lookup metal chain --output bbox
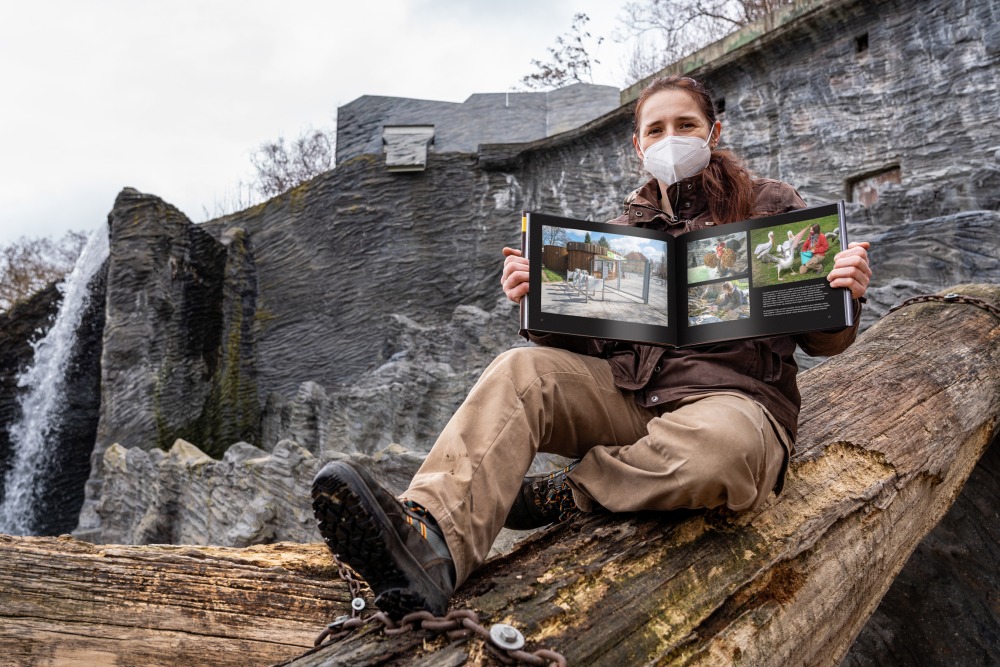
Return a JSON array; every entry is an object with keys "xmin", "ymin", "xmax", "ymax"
[
  {"xmin": 314, "ymin": 555, "xmax": 567, "ymax": 666},
  {"xmin": 313, "ymin": 555, "xmax": 369, "ymax": 645},
  {"xmin": 888, "ymin": 292, "xmax": 1000, "ymax": 320}
]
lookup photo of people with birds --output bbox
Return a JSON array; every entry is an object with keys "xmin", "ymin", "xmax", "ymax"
[{"xmin": 749, "ymin": 213, "xmax": 842, "ymax": 286}]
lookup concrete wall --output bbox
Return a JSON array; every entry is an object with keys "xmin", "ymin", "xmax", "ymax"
[{"xmin": 335, "ymin": 84, "xmax": 620, "ymax": 164}]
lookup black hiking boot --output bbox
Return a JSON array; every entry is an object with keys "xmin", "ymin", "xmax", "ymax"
[
  {"xmin": 311, "ymin": 461, "xmax": 455, "ymax": 619},
  {"xmin": 503, "ymin": 462, "xmax": 580, "ymax": 531}
]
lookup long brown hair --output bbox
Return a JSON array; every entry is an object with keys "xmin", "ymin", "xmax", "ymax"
[{"xmin": 633, "ymin": 75, "xmax": 755, "ymax": 224}]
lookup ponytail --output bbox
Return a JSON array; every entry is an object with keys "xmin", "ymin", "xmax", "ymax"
[{"xmin": 701, "ymin": 149, "xmax": 755, "ymax": 224}]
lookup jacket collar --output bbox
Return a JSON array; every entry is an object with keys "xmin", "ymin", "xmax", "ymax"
[{"xmin": 623, "ymin": 177, "xmax": 710, "ymax": 230}]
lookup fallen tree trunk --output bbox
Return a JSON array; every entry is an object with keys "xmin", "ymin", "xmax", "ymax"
[
  {"xmin": 0, "ymin": 539, "xmax": 347, "ymax": 666},
  {"xmin": 2, "ymin": 284, "xmax": 998, "ymax": 666}
]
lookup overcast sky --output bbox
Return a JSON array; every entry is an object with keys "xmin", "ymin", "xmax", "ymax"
[{"xmin": 0, "ymin": 1, "xmax": 639, "ymax": 247}]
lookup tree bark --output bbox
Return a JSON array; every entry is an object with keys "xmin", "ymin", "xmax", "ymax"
[{"xmin": 2, "ymin": 284, "xmax": 998, "ymax": 667}]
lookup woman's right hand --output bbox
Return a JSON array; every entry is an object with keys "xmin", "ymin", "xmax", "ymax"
[{"xmin": 501, "ymin": 247, "xmax": 530, "ymax": 303}]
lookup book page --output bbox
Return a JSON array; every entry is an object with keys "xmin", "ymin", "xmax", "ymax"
[
  {"xmin": 679, "ymin": 203, "xmax": 852, "ymax": 346},
  {"xmin": 523, "ymin": 213, "xmax": 679, "ymax": 346}
]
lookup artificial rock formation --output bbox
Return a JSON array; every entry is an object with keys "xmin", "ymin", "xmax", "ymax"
[
  {"xmin": 0, "ymin": 264, "xmax": 107, "ymax": 536},
  {"xmin": 94, "ymin": 188, "xmax": 257, "ymax": 457},
  {"xmin": 74, "ymin": 190, "xmax": 261, "ymax": 542},
  {"xmin": 260, "ymin": 298, "xmax": 526, "ymax": 456},
  {"xmin": 78, "ymin": 297, "xmax": 529, "ymax": 546},
  {"xmin": 87, "ymin": 438, "xmax": 422, "ymax": 547}
]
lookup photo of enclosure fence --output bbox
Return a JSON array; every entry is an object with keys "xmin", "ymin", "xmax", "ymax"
[{"xmin": 539, "ymin": 226, "xmax": 671, "ymax": 327}]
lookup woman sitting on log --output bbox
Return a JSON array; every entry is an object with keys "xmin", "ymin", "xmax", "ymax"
[{"xmin": 311, "ymin": 75, "xmax": 873, "ymax": 620}]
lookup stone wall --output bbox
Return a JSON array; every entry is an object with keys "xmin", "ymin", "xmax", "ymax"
[{"xmin": 695, "ymin": 0, "xmax": 1000, "ymax": 216}]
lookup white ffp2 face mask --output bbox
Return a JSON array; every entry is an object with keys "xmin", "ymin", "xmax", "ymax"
[{"xmin": 641, "ymin": 132, "xmax": 713, "ymax": 185}]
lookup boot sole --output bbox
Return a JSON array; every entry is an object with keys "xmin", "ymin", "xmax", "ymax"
[{"xmin": 311, "ymin": 462, "xmax": 449, "ymax": 619}]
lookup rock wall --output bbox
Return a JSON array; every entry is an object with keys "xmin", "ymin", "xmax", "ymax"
[
  {"xmin": 36, "ymin": 264, "xmax": 107, "ymax": 535},
  {"xmin": 260, "ymin": 298, "xmax": 526, "ymax": 456},
  {"xmin": 94, "ymin": 188, "xmax": 257, "ymax": 457},
  {"xmin": 74, "ymin": 190, "xmax": 261, "ymax": 541},
  {"xmin": 81, "ymin": 297, "xmax": 530, "ymax": 549},
  {"xmin": 201, "ymin": 153, "xmax": 531, "ymax": 397}
]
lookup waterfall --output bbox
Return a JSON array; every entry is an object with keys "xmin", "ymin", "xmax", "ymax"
[{"xmin": 0, "ymin": 224, "xmax": 109, "ymax": 535}]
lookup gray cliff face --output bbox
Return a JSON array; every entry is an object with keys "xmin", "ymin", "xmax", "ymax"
[
  {"xmin": 852, "ymin": 210, "xmax": 1000, "ymax": 326},
  {"xmin": 83, "ymin": 297, "xmax": 528, "ymax": 547},
  {"xmin": 75, "ymin": 190, "xmax": 260, "ymax": 541},
  {"xmin": 94, "ymin": 188, "xmax": 259, "ymax": 457},
  {"xmin": 202, "ymin": 153, "xmax": 529, "ymax": 397},
  {"xmin": 260, "ymin": 298, "xmax": 526, "ymax": 456}
]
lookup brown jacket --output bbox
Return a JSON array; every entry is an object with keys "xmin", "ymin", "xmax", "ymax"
[{"xmin": 523, "ymin": 176, "xmax": 862, "ymax": 441}]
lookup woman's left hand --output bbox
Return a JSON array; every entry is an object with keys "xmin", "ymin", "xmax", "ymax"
[{"xmin": 827, "ymin": 241, "xmax": 872, "ymax": 300}]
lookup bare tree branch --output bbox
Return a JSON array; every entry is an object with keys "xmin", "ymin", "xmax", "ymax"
[
  {"xmin": 616, "ymin": 0, "xmax": 796, "ymax": 82},
  {"xmin": 250, "ymin": 128, "xmax": 334, "ymax": 200},
  {"xmin": 521, "ymin": 13, "xmax": 604, "ymax": 90},
  {"xmin": 0, "ymin": 231, "xmax": 88, "ymax": 312}
]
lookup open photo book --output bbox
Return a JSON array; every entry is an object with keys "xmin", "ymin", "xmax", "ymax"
[{"xmin": 519, "ymin": 202, "xmax": 854, "ymax": 347}]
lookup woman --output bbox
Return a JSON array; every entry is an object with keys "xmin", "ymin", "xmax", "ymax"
[
  {"xmin": 799, "ymin": 223, "xmax": 830, "ymax": 273},
  {"xmin": 311, "ymin": 75, "xmax": 872, "ymax": 620}
]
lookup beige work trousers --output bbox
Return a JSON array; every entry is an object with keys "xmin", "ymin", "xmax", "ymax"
[{"xmin": 404, "ymin": 346, "xmax": 790, "ymax": 586}]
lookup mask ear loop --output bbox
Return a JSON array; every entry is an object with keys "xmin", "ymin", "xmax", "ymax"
[{"xmin": 707, "ymin": 122, "xmax": 719, "ymax": 149}]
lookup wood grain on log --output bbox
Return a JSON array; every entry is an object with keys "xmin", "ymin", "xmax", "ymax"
[
  {"xmin": 0, "ymin": 539, "xmax": 345, "ymax": 666},
  {"xmin": 2, "ymin": 284, "xmax": 998, "ymax": 666}
]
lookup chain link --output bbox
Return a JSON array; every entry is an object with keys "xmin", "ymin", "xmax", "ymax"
[
  {"xmin": 315, "ymin": 555, "xmax": 567, "ymax": 666},
  {"xmin": 888, "ymin": 292, "xmax": 1000, "ymax": 320},
  {"xmin": 336, "ymin": 558, "xmax": 364, "ymax": 610}
]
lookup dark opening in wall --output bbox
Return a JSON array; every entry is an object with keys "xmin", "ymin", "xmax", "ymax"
[
  {"xmin": 847, "ymin": 165, "xmax": 901, "ymax": 206},
  {"xmin": 716, "ymin": 97, "xmax": 726, "ymax": 115},
  {"xmin": 855, "ymin": 32, "xmax": 869, "ymax": 54}
]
